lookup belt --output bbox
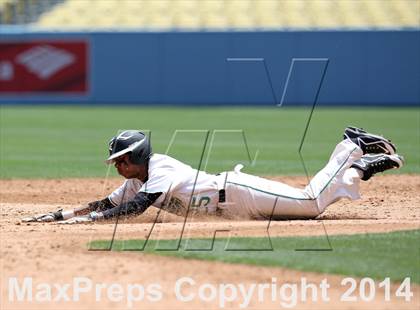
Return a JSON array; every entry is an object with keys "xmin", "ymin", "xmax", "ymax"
[{"xmin": 218, "ymin": 189, "xmax": 226, "ymax": 203}]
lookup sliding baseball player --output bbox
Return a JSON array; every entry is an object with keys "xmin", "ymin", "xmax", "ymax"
[{"xmin": 23, "ymin": 126, "xmax": 404, "ymax": 223}]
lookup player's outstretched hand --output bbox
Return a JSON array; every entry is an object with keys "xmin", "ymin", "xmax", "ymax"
[{"xmin": 22, "ymin": 211, "xmax": 61, "ymax": 223}]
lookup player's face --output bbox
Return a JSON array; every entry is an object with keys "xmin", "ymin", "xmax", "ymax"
[{"xmin": 114, "ymin": 154, "xmax": 145, "ymax": 180}]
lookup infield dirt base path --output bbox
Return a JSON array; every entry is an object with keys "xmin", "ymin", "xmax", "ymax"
[{"xmin": 1, "ymin": 175, "xmax": 419, "ymax": 309}]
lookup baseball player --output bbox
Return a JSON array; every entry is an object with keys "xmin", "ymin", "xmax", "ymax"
[{"xmin": 23, "ymin": 126, "xmax": 404, "ymax": 223}]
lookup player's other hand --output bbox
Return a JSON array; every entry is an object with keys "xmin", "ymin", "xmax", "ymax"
[
  {"xmin": 56, "ymin": 211, "xmax": 103, "ymax": 224},
  {"xmin": 57, "ymin": 215, "xmax": 92, "ymax": 224}
]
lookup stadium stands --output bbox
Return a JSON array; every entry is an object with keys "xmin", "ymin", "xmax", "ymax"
[
  {"xmin": 0, "ymin": 0, "xmax": 63, "ymax": 24},
  {"xmin": 1, "ymin": 0, "xmax": 419, "ymax": 29}
]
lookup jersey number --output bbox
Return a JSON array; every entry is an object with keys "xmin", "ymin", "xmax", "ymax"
[{"xmin": 191, "ymin": 196, "xmax": 210, "ymax": 208}]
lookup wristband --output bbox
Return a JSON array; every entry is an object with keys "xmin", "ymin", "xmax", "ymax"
[
  {"xmin": 62, "ymin": 210, "xmax": 75, "ymax": 220},
  {"xmin": 89, "ymin": 211, "xmax": 104, "ymax": 221},
  {"xmin": 53, "ymin": 210, "xmax": 64, "ymax": 221}
]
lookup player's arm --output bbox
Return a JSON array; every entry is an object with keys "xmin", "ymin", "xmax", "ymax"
[
  {"xmin": 21, "ymin": 198, "xmax": 115, "ymax": 223},
  {"xmin": 54, "ymin": 198, "xmax": 116, "ymax": 219},
  {"xmin": 89, "ymin": 192, "xmax": 162, "ymax": 221},
  {"xmin": 74, "ymin": 198, "xmax": 115, "ymax": 215}
]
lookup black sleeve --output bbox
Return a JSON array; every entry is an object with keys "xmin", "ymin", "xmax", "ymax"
[
  {"xmin": 101, "ymin": 192, "xmax": 162, "ymax": 219},
  {"xmin": 71, "ymin": 198, "xmax": 115, "ymax": 217},
  {"xmin": 88, "ymin": 198, "xmax": 115, "ymax": 212}
]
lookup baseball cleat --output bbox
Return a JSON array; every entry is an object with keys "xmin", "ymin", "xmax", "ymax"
[
  {"xmin": 351, "ymin": 154, "xmax": 404, "ymax": 181},
  {"xmin": 344, "ymin": 126, "xmax": 396, "ymax": 155}
]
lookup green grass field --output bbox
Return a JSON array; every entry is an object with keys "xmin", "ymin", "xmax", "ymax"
[
  {"xmin": 90, "ymin": 230, "xmax": 420, "ymax": 283},
  {"xmin": 0, "ymin": 106, "xmax": 419, "ymax": 178}
]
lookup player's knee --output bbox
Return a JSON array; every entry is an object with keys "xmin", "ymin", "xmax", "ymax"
[{"xmin": 302, "ymin": 201, "xmax": 324, "ymax": 218}]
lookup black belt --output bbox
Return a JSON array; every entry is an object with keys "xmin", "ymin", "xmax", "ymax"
[{"xmin": 218, "ymin": 189, "xmax": 226, "ymax": 203}]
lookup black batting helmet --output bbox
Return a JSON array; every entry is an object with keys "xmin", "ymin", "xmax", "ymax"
[{"xmin": 106, "ymin": 130, "xmax": 152, "ymax": 165}]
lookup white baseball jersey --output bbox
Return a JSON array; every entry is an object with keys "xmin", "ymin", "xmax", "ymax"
[
  {"xmin": 108, "ymin": 154, "xmax": 224, "ymax": 216},
  {"xmin": 108, "ymin": 139, "xmax": 363, "ymax": 219}
]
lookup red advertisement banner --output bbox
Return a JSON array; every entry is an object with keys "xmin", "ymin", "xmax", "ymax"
[{"xmin": 0, "ymin": 41, "xmax": 88, "ymax": 93}]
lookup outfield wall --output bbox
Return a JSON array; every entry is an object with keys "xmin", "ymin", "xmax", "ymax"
[{"xmin": 0, "ymin": 29, "xmax": 419, "ymax": 106}]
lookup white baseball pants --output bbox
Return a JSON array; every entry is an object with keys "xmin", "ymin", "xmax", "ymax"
[{"xmin": 218, "ymin": 139, "xmax": 363, "ymax": 219}]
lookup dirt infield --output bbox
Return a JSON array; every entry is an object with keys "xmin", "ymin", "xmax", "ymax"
[{"xmin": 1, "ymin": 175, "xmax": 419, "ymax": 309}]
